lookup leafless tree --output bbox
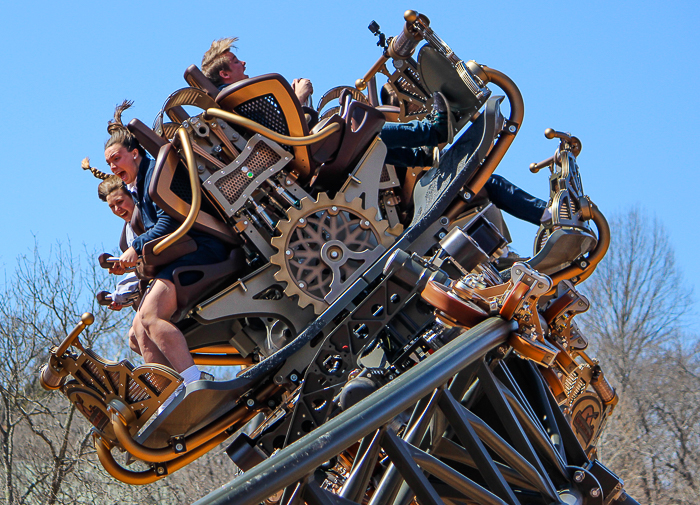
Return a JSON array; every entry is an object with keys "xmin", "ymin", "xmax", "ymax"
[
  {"xmin": 0, "ymin": 241, "xmax": 133, "ymax": 504},
  {"xmin": 582, "ymin": 207, "xmax": 693, "ymax": 391},
  {"xmin": 0, "ymin": 241, "xmax": 243, "ymax": 504},
  {"xmin": 581, "ymin": 208, "xmax": 699, "ymax": 504}
]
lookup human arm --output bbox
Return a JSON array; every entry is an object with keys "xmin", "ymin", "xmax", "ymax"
[
  {"xmin": 129, "ymin": 207, "xmax": 179, "ymax": 255},
  {"xmin": 291, "ymin": 78, "xmax": 313, "ymax": 106}
]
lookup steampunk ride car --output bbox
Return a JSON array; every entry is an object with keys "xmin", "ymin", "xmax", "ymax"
[{"xmin": 40, "ymin": 10, "xmax": 638, "ymax": 505}]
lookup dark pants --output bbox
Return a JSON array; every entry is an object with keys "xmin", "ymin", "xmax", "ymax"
[
  {"xmin": 382, "ymin": 119, "xmax": 442, "ymax": 167},
  {"xmin": 381, "ymin": 121, "xmax": 547, "ymax": 225},
  {"xmin": 483, "ymin": 174, "xmax": 547, "ymax": 226}
]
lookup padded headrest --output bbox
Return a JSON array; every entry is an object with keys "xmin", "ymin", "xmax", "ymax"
[
  {"xmin": 184, "ymin": 64, "xmax": 220, "ymax": 98},
  {"xmin": 127, "ymin": 119, "xmax": 167, "ymax": 159}
]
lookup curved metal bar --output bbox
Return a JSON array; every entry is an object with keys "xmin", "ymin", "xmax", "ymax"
[
  {"xmin": 95, "ymin": 431, "xmax": 232, "ymax": 485},
  {"xmin": 191, "ymin": 354, "xmax": 255, "ymax": 366},
  {"xmin": 204, "ymin": 108, "xmax": 341, "ymax": 147},
  {"xmin": 94, "ymin": 436, "xmax": 162, "ymax": 485},
  {"xmin": 55, "ymin": 313, "xmax": 94, "ymax": 356},
  {"xmin": 111, "ymin": 400, "xmax": 253, "ymax": 463},
  {"xmin": 466, "ymin": 67, "xmax": 525, "ymax": 196},
  {"xmin": 548, "ymin": 201, "xmax": 610, "ymax": 287},
  {"xmin": 153, "ymin": 128, "xmax": 202, "ymax": 256},
  {"xmin": 110, "ymin": 383, "xmax": 276, "ymax": 463}
]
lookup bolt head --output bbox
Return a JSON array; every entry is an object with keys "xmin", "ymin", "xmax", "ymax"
[
  {"xmin": 590, "ymin": 488, "xmax": 601, "ymax": 498},
  {"xmin": 574, "ymin": 470, "xmax": 585, "ymax": 483},
  {"xmin": 331, "ymin": 206, "xmax": 338, "ymax": 211},
  {"xmin": 175, "ymin": 443, "xmax": 184, "ymax": 451},
  {"xmin": 438, "ymin": 232, "xmax": 446, "ymax": 239},
  {"xmin": 246, "ymin": 399, "xmax": 255, "ymax": 407},
  {"xmin": 508, "ymin": 125, "xmax": 517, "ymax": 133},
  {"xmin": 290, "ymin": 374, "xmax": 299, "ymax": 382},
  {"xmin": 285, "ymin": 249, "xmax": 292, "ymax": 256}
]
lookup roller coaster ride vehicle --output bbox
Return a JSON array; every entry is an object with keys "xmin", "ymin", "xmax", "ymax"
[{"xmin": 40, "ymin": 9, "xmax": 638, "ymax": 504}]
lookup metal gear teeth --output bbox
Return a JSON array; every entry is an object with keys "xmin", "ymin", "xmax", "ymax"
[{"xmin": 270, "ymin": 194, "xmax": 395, "ymax": 314}]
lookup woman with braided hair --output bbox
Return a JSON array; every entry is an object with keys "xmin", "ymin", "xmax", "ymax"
[
  {"xmin": 100, "ymin": 100, "xmax": 225, "ymax": 402},
  {"xmin": 81, "ymin": 165, "xmax": 143, "ymax": 354}
]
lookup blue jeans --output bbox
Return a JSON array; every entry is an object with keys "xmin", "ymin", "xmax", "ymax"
[
  {"xmin": 381, "ymin": 121, "xmax": 546, "ymax": 225},
  {"xmin": 382, "ymin": 120, "xmax": 444, "ymax": 167},
  {"xmin": 483, "ymin": 174, "xmax": 547, "ymax": 226}
]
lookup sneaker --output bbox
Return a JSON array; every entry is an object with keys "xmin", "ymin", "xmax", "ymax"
[{"xmin": 431, "ymin": 92, "xmax": 454, "ymax": 145}]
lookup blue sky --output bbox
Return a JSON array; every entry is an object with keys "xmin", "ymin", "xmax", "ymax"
[{"xmin": 1, "ymin": 1, "xmax": 698, "ymax": 329}]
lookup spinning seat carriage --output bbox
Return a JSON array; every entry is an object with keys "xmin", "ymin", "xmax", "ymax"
[{"xmin": 40, "ymin": 10, "xmax": 638, "ymax": 505}]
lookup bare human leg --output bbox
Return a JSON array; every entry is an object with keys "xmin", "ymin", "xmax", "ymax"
[
  {"xmin": 132, "ymin": 311, "xmax": 172, "ymax": 368},
  {"xmin": 137, "ymin": 279, "xmax": 195, "ymax": 373}
]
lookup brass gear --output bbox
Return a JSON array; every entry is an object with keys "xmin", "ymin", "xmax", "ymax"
[{"xmin": 271, "ymin": 193, "xmax": 397, "ymax": 314}]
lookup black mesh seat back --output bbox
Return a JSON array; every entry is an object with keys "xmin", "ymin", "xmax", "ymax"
[
  {"xmin": 149, "ymin": 143, "xmax": 240, "ymax": 246},
  {"xmin": 216, "ymin": 74, "xmax": 314, "ymax": 180}
]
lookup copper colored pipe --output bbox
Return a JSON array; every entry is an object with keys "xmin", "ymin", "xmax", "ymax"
[
  {"xmin": 153, "ymin": 128, "xmax": 201, "ymax": 256},
  {"xmin": 190, "ymin": 344, "xmax": 241, "ymax": 354},
  {"xmin": 111, "ymin": 384, "xmax": 277, "ymax": 463},
  {"xmin": 94, "ymin": 436, "xmax": 161, "ymax": 485},
  {"xmin": 547, "ymin": 202, "xmax": 610, "ymax": 289},
  {"xmin": 444, "ymin": 199, "xmax": 470, "ymax": 222},
  {"xmin": 55, "ymin": 313, "xmax": 94, "ymax": 357},
  {"xmin": 95, "ymin": 430, "xmax": 233, "ymax": 485},
  {"xmin": 356, "ymin": 54, "xmax": 390, "ymax": 92},
  {"xmin": 192, "ymin": 354, "xmax": 255, "ymax": 366},
  {"xmin": 466, "ymin": 67, "xmax": 524, "ymax": 196},
  {"xmin": 205, "ymin": 108, "xmax": 341, "ymax": 146}
]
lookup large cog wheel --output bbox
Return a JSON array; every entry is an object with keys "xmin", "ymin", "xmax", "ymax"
[{"xmin": 271, "ymin": 194, "xmax": 395, "ymax": 314}]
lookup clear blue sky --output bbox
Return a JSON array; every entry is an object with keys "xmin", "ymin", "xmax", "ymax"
[{"xmin": 1, "ymin": 1, "xmax": 698, "ymax": 328}]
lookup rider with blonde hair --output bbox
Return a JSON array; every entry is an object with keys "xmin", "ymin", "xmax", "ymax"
[{"xmin": 101, "ymin": 100, "xmax": 226, "ymax": 389}]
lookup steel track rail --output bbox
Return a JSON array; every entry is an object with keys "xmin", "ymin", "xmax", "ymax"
[{"xmin": 195, "ymin": 317, "xmax": 515, "ymax": 505}]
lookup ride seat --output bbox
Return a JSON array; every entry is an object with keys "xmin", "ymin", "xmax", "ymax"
[
  {"xmin": 128, "ymin": 118, "xmax": 168, "ymax": 159},
  {"xmin": 216, "ymin": 74, "xmax": 342, "ymax": 181},
  {"xmin": 123, "ymin": 120, "xmax": 248, "ymax": 313},
  {"xmin": 310, "ymin": 90, "xmax": 386, "ymax": 189},
  {"xmin": 170, "ymin": 248, "xmax": 246, "ymax": 322}
]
